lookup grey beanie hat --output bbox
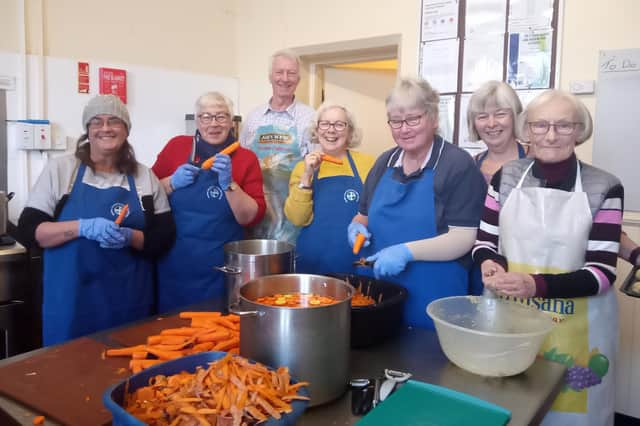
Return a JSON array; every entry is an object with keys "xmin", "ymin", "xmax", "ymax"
[{"xmin": 82, "ymin": 94, "xmax": 131, "ymax": 132}]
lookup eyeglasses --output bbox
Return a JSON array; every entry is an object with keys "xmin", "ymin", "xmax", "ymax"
[
  {"xmin": 475, "ymin": 110, "xmax": 511, "ymax": 123},
  {"xmin": 528, "ymin": 121, "xmax": 580, "ymax": 135},
  {"xmin": 387, "ymin": 114, "xmax": 425, "ymax": 129},
  {"xmin": 88, "ymin": 117, "xmax": 125, "ymax": 129},
  {"xmin": 317, "ymin": 120, "xmax": 348, "ymax": 132},
  {"xmin": 198, "ymin": 113, "xmax": 230, "ymax": 125}
]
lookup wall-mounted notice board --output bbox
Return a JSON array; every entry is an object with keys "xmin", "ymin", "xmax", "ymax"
[
  {"xmin": 592, "ymin": 48, "xmax": 640, "ymax": 212},
  {"xmin": 419, "ymin": 0, "xmax": 560, "ymax": 154}
]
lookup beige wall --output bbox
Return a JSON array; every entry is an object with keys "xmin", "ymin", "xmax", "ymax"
[
  {"xmin": 1, "ymin": 0, "xmax": 237, "ymax": 76},
  {"xmin": 560, "ymin": 0, "xmax": 640, "ymax": 164},
  {"xmin": 324, "ymin": 67, "xmax": 397, "ymax": 157},
  {"xmin": 0, "ymin": 0, "xmax": 21, "ymax": 52}
]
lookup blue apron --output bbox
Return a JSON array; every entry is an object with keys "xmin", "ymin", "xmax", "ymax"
[
  {"xmin": 156, "ymin": 160, "xmax": 243, "ymax": 313},
  {"xmin": 296, "ymin": 151, "xmax": 363, "ymax": 275},
  {"xmin": 362, "ymin": 166, "xmax": 468, "ymax": 329},
  {"xmin": 42, "ymin": 164, "xmax": 153, "ymax": 346}
]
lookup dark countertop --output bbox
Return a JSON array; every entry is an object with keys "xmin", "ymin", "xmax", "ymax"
[{"xmin": 0, "ymin": 300, "xmax": 565, "ymax": 425}]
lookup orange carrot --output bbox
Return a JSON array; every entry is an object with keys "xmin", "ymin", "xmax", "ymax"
[
  {"xmin": 179, "ymin": 311, "xmax": 223, "ymax": 319},
  {"xmin": 201, "ymin": 141, "xmax": 241, "ymax": 170},
  {"xmin": 114, "ymin": 204, "xmax": 129, "ymax": 225},
  {"xmin": 321, "ymin": 154, "xmax": 343, "ymax": 165},
  {"xmin": 33, "ymin": 415, "xmax": 45, "ymax": 425},
  {"xmin": 353, "ymin": 233, "xmax": 367, "ymax": 255},
  {"xmin": 105, "ymin": 345, "xmax": 147, "ymax": 357}
]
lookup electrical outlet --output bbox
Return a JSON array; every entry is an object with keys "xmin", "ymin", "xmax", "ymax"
[{"xmin": 569, "ymin": 80, "xmax": 595, "ymax": 94}]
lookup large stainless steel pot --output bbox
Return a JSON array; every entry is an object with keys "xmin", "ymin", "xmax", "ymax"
[
  {"xmin": 232, "ymin": 274, "xmax": 352, "ymax": 406},
  {"xmin": 217, "ymin": 239, "xmax": 294, "ymax": 309}
]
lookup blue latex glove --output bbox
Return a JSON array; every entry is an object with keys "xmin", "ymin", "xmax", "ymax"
[
  {"xmin": 171, "ymin": 163, "xmax": 200, "ymax": 190},
  {"xmin": 78, "ymin": 217, "xmax": 125, "ymax": 246},
  {"xmin": 366, "ymin": 244, "xmax": 413, "ymax": 279},
  {"xmin": 347, "ymin": 222, "xmax": 371, "ymax": 248},
  {"xmin": 211, "ymin": 153, "xmax": 232, "ymax": 191},
  {"xmin": 100, "ymin": 227, "xmax": 133, "ymax": 249}
]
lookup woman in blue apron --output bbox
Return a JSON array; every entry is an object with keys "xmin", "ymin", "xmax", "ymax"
[
  {"xmin": 466, "ymin": 81, "xmax": 528, "ymax": 295},
  {"xmin": 472, "ymin": 90, "xmax": 623, "ymax": 425},
  {"xmin": 285, "ymin": 102, "xmax": 374, "ymax": 275},
  {"xmin": 347, "ymin": 78, "xmax": 486, "ymax": 329},
  {"xmin": 152, "ymin": 92, "xmax": 265, "ymax": 313},
  {"xmin": 18, "ymin": 95, "xmax": 175, "ymax": 345}
]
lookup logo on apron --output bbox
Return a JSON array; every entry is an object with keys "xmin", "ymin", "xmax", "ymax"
[
  {"xmin": 343, "ymin": 189, "xmax": 360, "ymax": 203},
  {"xmin": 110, "ymin": 203, "xmax": 129, "ymax": 220},
  {"xmin": 258, "ymin": 133, "xmax": 293, "ymax": 144},
  {"xmin": 206, "ymin": 186, "xmax": 224, "ymax": 200}
]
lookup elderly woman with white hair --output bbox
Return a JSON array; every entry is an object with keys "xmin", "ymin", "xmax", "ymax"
[
  {"xmin": 18, "ymin": 94, "xmax": 175, "ymax": 345},
  {"xmin": 347, "ymin": 77, "xmax": 486, "ymax": 328},
  {"xmin": 284, "ymin": 101, "xmax": 374, "ymax": 274},
  {"xmin": 152, "ymin": 91, "xmax": 265, "ymax": 313},
  {"xmin": 472, "ymin": 89, "xmax": 623, "ymax": 425}
]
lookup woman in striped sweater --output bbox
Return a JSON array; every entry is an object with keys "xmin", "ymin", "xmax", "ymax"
[{"xmin": 472, "ymin": 89, "xmax": 622, "ymax": 426}]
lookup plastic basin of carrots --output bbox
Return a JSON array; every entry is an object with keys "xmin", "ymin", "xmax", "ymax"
[{"xmin": 103, "ymin": 351, "xmax": 310, "ymax": 426}]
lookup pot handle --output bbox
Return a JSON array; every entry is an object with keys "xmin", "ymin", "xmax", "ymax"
[
  {"xmin": 215, "ymin": 265, "xmax": 242, "ymax": 274},
  {"xmin": 228, "ymin": 304, "xmax": 263, "ymax": 317}
]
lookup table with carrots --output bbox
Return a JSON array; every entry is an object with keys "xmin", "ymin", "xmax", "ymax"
[{"xmin": 0, "ymin": 297, "xmax": 566, "ymax": 426}]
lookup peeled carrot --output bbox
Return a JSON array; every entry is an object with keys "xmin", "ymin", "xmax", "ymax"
[
  {"xmin": 321, "ymin": 154, "xmax": 343, "ymax": 165},
  {"xmin": 114, "ymin": 204, "xmax": 129, "ymax": 225},
  {"xmin": 105, "ymin": 345, "xmax": 146, "ymax": 357},
  {"xmin": 201, "ymin": 141, "xmax": 241, "ymax": 170},
  {"xmin": 353, "ymin": 233, "xmax": 367, "ymax": 255}
]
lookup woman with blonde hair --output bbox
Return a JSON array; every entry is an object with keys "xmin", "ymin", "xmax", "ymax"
[{"xmin": 285, "ymin": 101, "xmax": 374, "ymax": 274}]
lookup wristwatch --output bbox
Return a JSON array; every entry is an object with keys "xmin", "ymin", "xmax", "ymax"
[
  {"xmin": 225, "ymin": 181, "xmax": 239, "ymax": 192},
  {"xmin": 298, "ymin": 182, "xmax": 312, "ymax": 190}
]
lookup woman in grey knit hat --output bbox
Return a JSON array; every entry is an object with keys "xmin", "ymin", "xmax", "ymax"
[{"xmin": 18, "ymin": 94, "xmax": 176, "ymax": 346}]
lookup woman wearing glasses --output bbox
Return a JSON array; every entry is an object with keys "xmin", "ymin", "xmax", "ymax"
[
  {"xmin": 284, "ymin": 102, "xmax": 374, "ymax": 274},
  {"xmin": 472, "ymin": 89, "xmax": 622, "ymax": 425},
  {"xmin": 18, "ymin": 95, "xmax": 175, "ymax": 345},
  {"xmin": 152, "ymin": 92, "xmax": 265, "ymax": 313},
  {"xmin": 347, "ymin": 77, "xmax": 486, "ymax": 328}
]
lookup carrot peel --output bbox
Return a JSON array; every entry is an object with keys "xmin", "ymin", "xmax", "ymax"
[{"xmin": 201, "ymin": 141, "xmax": 241, "ymax": 170}]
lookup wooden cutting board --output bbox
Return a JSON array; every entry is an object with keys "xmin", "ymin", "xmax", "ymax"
[{"xmin": 0, "ymin": 337, "xmax": 129, "ymax": 425}]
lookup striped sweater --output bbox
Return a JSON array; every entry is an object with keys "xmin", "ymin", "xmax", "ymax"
[{"xmin": 472, "ymin": 155, "xmax": 624, "ymax": 298}]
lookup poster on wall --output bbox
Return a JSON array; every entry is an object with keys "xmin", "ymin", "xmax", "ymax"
[
  {"xmin": 99, "ymin": 67, "xmax": 127, "ymax": 103},
  {"xmin": 507, "ymin": 30, "xmax": 552, "ymax": 89},
  {"xmin": 78, "ymin": 62, "xmax": 89, "ymax": 93},
  {"xmin": 421, "ymin": 0, "xmax": 459, "ymax": 41},
  {"xmin": 421, "ymin": 38, "xmax": 459, "ymax": 93}
]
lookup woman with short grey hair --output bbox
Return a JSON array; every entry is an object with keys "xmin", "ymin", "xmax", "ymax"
[
  {"xmin": 473, "ymin": 89, "xmax": 623, "ymax": 425},
  {"xmin": 347, "ymin": 77, "xmax": 486, "ymax": 329},
  {"xmin": 151, "ymin": 91, "xmax": 265, "ymax": 313}
]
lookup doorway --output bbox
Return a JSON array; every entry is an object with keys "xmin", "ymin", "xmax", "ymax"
[{"xmin": 293, "ymin": 36, "xmax": 399, "ymax": 157}]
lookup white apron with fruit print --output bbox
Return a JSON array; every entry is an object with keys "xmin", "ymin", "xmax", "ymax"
[{"xmin": 499, "ymin": 161, "xmax": 617, "ymax": 426}]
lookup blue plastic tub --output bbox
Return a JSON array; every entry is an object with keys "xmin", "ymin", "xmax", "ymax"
[{"xmin": 103, "ymin": 351, "xmax": 309, "ymax": 426}]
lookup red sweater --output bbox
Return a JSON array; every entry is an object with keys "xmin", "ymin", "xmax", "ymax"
[{"xmin": 151, "ymin": 135, "xmax": 266, "ymax": 226}]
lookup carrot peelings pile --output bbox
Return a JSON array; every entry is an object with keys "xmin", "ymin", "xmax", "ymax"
[
  {"xmin": 105, "ymin": 312, "xmax": 240, "ymax": 373},
  {"xmin": 124, "ymin": 353, "xmax": 310, "ymax": 425}
]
